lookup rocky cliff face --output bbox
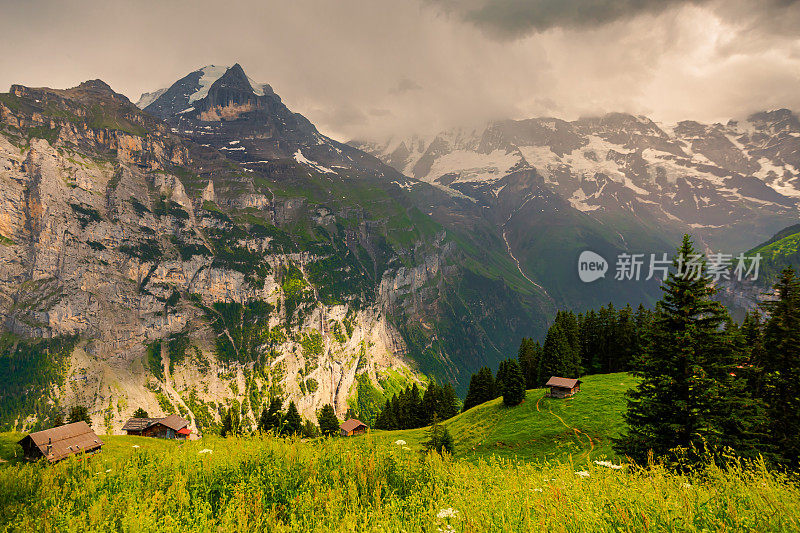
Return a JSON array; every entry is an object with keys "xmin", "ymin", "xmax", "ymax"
[{"xmin": 0, "ymin": 78, "xmax": 431, "ymax": 433}]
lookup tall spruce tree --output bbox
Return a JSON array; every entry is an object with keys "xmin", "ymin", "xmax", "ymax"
[
  {"xmin": 518, "ymin": 338, "xmax": 543, "ymax": 389},
  {"xmin": 258, "ymin": 397, "xmax": 283, "ymax": 433},
  {"xmin": 541, "ymin": 323, "xmax": 575, "ymax": 378},
  {"xmin": 495, "ymin": 360, "xmax": 510, "ymax": 399},
  {"xmin": 282, "ymin": 401, "xmax": 303, "ymax": 436},
  {"xmin": 317, "ymin": 404, "xmax": 340, "ymax": 437},
  {"xmin": 438, "ymin": 383, "xmax": 460, "ymax": 420},
  {"xmin": 501, "ymin": 358, "xmax": 526, "ymax": 406},
  {"xmin": 67, "ymin": 405, "xmax": 91, "ymax": 425},
  {"xmin": 462, "ymin": 367, "xmax": 495, "ymax": 411},
  {"xmin": 759, "ymin": 267, "xmax": 800, "ymax": 466},
  {"xmin": 614, "ymin": 235, "xmax": 757, "ymax": 463}
]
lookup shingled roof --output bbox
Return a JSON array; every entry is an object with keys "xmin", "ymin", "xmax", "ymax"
[
  {"xmin": 121, "ymin": 414, "xmax": 189, "ymax": 432},
  {"xmin": 121, "ymin": 417, "xmax": 158, "ymax": 431},
  {"xmin": 546, "ymin": 377, "xmax": 581, "ymax": 389},
  {"xmin": 158, "ymin": 414, "xmax": 189, "ymax": 431},
  {"xmin": 340, "ymin": 419, "xmax": 367, "ymax": 432},
  {"xmin": 17, "ymin": 421, "xmax": 103, "ymax": 463}
]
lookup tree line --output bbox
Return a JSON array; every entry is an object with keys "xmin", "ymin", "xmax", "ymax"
[
  {"xmin": 374, "ymin": 381, "xmax": 460, "ymax": 430},
  {"xmin": 462, "ymin": 357, "xmax": 527, "ymax": 411}
]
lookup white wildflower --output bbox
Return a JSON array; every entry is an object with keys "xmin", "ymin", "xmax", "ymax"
[
  {"xmin": 395, "ymin": 439, "xmax": 407, "ymax": 446},
  {"xmin": 594, "ymin": 460, "xmax": 624, "ymax": 469},
  {"xmin": 533, "ymin": 488, "xmax": 543, "ymax": 492},
  {"xmin": 132, "ymin": 445, "xmax": 140, "ymax": 448},
  {"xmin": 681, "ymin": 482, "xmax": 692, "ymax": 489},
  {"xmin": 198, "ymin": 448, "xmax": 213, "ymax": 455},
  {"xmin": 437, "ymin": 508, "xmax": 459, "ymax": 519},
  {"xmin": 575, "ymin": 470, "xmax": 590, "ymax": 478},
  {"xmin": 105, "ymin": 469, "xmax": 112, "ymax": 473},
  {"xmin": 437, "ymin": 526, "xmax": 455, "ymax": 533}
]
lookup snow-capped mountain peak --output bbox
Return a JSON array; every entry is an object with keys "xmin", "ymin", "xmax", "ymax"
[{"xmin": 353, "ymin": 110, "xmax": 800, "ymax": 252}]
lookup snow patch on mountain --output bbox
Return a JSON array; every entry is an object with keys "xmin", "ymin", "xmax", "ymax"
[
  {"xmin": 135, "ymin": 88, "xmax": 167, "ymax": 109},
  {"xmin": 294, "ymin": 149, "xmax": 335, "ymax": 174},
  {"xmin": 426, "ymin": 149, "xmax": 519, "ymax": 184},
  {"xmin": 188, "ymin": 65, "xmax": 228, "ymax": 103}
]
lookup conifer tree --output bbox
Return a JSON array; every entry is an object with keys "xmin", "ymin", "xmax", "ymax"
[
  {"xmin": 317, "ymin": 404, "xmax": 340, "ymax": 436},
  {"xmin": 423, "ymin": 415, "xmax": 454, "ymax": 455},
  {"xmin": 462, "ymin": 366, "xmax": 495, "ymax": 411},
  {"xmin": 420, "ymin": 381, "xmax": 438, "ymax": 426},
  {"xmin": 494, "ymin": 360, "xmax": 509, "ymax": 400},
  {"xmin": 51, "ymin": 410, "xmax": 64, "ymax": 428},
  {"xmin": 759, "ymin": 267, "xmax": 800, "ymax": 465},
  {"xmin": 408, "ymin": 383, "xmax": 423, "ymax": 428},
  {"xmin": 501, "ymin": 358, "xmax": 526, "ymax": 406},
  {"xmin": 132, "ymin": 407, "xmax": 148, "ymax": 418},
  {"xmin": 301, "ymin": 420, "xmax": 320, "ymax": 438},
  {"xmin": 282, "ymin": 401, "xmax": 303, "ymax": 436},
  {"xmin": 541, "ymin": 323, "xmax": 574, "ymax": 378},
  {"xmin": 614, "ymin": 235, "xmax": 756, "ymax": 463},
  {"xmin": 67, "ymin": 405, "xmax": 91, "ymax": 425},
  {"xmin": 559, "ymin": 311, "xmax": 581, "ymax": 372},
  {"xmin": 220, "ymin": 411, "xmax": 233, "ymax": 437},
  {"xmin": 438, "ymin": 383, "xmax": 461, "ymax": 420},
  {"xmin": 259, "ymin": 397, "xmax": 283, "ymax": 433},
  {"xmin": 517, "ymin": 338, "xmax": 542, "ymax": 388}
]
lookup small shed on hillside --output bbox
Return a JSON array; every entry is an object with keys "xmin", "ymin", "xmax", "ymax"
[
  {"xmin": 340, "ymin": 419, "xmax": 368, "ymax": 437},
  {"xmin": 122, "ymin": 414, "xmax": 190, "ymax": 439},
  {"xmin": 17, "ymin": 421, "xmax": 103, "ymax": 463},
  {"xmin": 546, "ymin": 377, "xmax": 582, "ymax": 398}
]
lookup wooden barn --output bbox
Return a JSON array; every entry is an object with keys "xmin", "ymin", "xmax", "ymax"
[
  {"xmin": 546, "ymin": 377, "xmax": 582, "ymax": 398},
  {"xmin": 340, "ymin": 418, "xmax": 368, "ymax": 437},
  {"xmin": 17, "ymin": 421, "xmax": 103, "ymax": 463},
  {"xmin": 122, "ymin": 414, "xmax": 190, "ymax": 439}
]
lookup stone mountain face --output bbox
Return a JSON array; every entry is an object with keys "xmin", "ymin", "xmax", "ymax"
[
  {"xmin": 0, "ymin": 66, "xmax": 554, "ymax": 434},
  {"xmin": 354, "ymin": 110, "xmax": 800, "ymax": 256}
]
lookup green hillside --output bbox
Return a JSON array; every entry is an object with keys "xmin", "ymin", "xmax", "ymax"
[
  {"xmin": 369, "ymin": 372, "xmax": 635, "ymax": 463},
  {"xmin": 747, "ymin": 223, "xmax": 800, "ymax": 284}
]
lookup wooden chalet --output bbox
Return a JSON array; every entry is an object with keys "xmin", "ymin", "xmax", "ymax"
[
  {"xmin": 122, "ymin": 414, "xmax": 190, "ymax": 439},
  {"xmin": 17, "ymin": 421, "xmax": 103, "ymax": 463},
  {"xmin": 340, "ymin": 418, "xmax": 368, "ymax": 437},
  {"xmin": 545, "ymin": 377, "xmax": 582, "ymax": 398}
]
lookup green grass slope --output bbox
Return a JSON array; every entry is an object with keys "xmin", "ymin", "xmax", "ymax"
[
  {"xmin": 369, "ymin": 373, "xmax": 635, "ymax": 463},
  {"xmin": 1, "ymin": 429, "xmax": 798, "ymax": 531},
  {"xmin": 748, "ymin": 223, "xmax": 800, "ymax": 285}
]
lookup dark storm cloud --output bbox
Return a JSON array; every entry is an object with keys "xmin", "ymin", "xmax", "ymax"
[
  {"xmin": 426, "ymin": 0, "xmax": 703, "ymax": 38},
  {"xmin": 425, "ymin": 0, "xmax": 800, "ymax": 39}
]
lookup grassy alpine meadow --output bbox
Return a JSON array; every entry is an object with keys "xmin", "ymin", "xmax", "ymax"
[
  {"xmin": 0, "ymin": 373, "xmax": 799, "ymax": 532},
  {"xmin": 0, "ymin": 433, "xmax": 799, "ymax": 531}
]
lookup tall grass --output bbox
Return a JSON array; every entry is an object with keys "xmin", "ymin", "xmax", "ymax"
[{"xmin": 1, "ymin": 435, "xmax": 798, "ymax": 532}]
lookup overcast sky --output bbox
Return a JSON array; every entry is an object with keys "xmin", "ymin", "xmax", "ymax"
[{"xmin": 1, "ymin": 0, "xmax": 799, "ymax": 140}]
